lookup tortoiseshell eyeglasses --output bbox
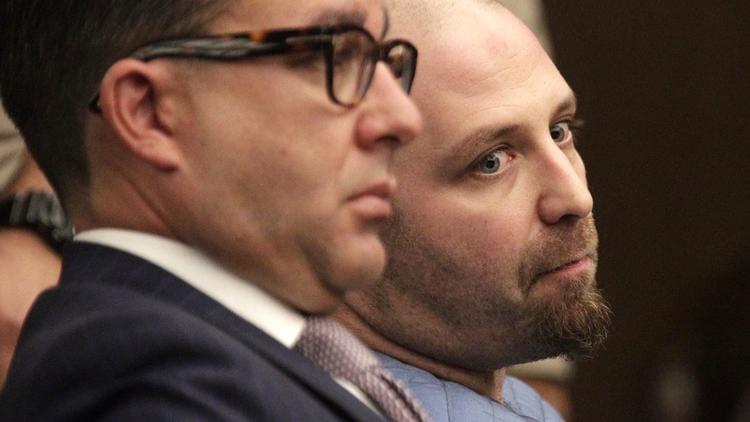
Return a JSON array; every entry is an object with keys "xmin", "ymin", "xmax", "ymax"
[{"xmin": 88, "ymin": 24, "xmax": 417, "ymax": 111}]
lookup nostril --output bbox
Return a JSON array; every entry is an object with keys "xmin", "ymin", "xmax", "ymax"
[
  {"xmin": 375, "ymin": 136, "xmax": 404, "ymax": 157},
  {"xmin": 558, "ymin": 213, "xmax": 582, "ymax": 226},
  {"xmin": 379, "ymin": 135, "xmax": 401, "ymax": 145}
]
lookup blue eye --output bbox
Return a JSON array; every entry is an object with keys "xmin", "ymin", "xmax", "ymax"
[
  {"xmin": 550, "ymin": 122, "xmax": 571, "ymax": 143},
  {"xmin": 476, "ymin": 149, "xmax": 511, "ymax": 174}
]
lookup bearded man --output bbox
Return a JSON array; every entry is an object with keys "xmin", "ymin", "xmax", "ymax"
[{"xmin": 338, "ymin": 1, "xmax": 612, "ymax": 421}]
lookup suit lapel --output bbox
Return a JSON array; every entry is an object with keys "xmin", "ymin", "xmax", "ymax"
[
  {"xmin": 60, "ymin": 242, "xmax": 383, "ymax": 422},
  {"xmin": 205, "ymin": 306, "xmax": 384, "ymax": 422}
]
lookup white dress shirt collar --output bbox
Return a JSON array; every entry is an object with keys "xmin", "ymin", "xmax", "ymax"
[{"xmin": 74, "ymin": 228, "xmax": 305, "ymax": 348}]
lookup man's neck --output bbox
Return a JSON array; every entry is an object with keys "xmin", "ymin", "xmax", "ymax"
[{"xmin": 335, "ymin": 305, "xmax": 507, "ymax": 403}]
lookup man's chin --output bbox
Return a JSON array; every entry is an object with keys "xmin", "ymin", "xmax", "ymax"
[
  {"xmin": 324, "ymin": 235, "xmax": 387, "ymax": 293},
  {"xmin": 527, "ymin": 280, "xmax": 612, "ymax": 360}
]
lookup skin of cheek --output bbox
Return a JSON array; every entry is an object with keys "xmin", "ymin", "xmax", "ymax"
[
  {"xmin": 168, "ymin": 57, "xmax": 385, "ymax": 311},
  {"xmin": 391, "ymin": 185, "xmax": 533, "ymax": 324}
]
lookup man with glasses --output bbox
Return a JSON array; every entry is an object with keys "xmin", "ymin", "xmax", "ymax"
[
  {"xmin": 0, "ymin": 0, "xmax": 426, "ymax": 420},
  {"xmin": 337, "ymin": 1, "xmax": 611, "ymax": 421}
]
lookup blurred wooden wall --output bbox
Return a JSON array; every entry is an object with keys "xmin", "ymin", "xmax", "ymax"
[{"xmin": 544, "ymin": 1, "xmax": 750, "ymax": 421}]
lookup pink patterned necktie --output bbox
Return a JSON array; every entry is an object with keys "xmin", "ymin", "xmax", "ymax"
[{"xmin": 295, "ymin": 317, "xmax": 430, "ymax": 422}]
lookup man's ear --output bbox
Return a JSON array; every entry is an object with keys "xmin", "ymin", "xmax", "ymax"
[{"xmin": 98, "ymin": 59, "xmax": 182, "ymax": 171}]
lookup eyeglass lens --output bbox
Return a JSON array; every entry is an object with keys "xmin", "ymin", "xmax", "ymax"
[
  {"xmin": 330, "ymin": 30, "xmax": 415, "ymax": 106},
  {"xmin": 331, "ymin": 30, "xmax": 375, "ymax": 105},
  {"xmin": 385, "ymin": 43, "xmax": 415, "ymax": 94}
]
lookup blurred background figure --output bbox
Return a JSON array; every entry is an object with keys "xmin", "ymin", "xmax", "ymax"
[
  {"xmin": 0, "ymin": 109, "xmax": 25, "ymax": 190},
  {"xmin": 0, "ymin": 103, "xmax": 69, "ymax": 386},
  {"xmin": 693, "ymin": 266, "xmax": 750, "ymax": 422}
]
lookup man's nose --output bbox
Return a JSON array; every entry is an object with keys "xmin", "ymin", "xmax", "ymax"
[
  {"xmin": 535, "ymin": 146, "xmax": 593, "ymax": 225},
  {"xmin": 353, "ymin": 62, "xmax": 423, "ymax": 150}
]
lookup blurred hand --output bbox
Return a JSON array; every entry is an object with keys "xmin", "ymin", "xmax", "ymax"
[{"xmin": 0, "ymin": 228, "xmax": 61, "ymax": 385}]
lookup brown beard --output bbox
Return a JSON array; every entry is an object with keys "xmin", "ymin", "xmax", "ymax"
[
  {"xmin": 377, "ymin": 208, "xmax": 612, "ymax": 369},
  {"xmin": 522, "ymin": 277, "xmax": 612, "ymax": 362},
  {"xmin": 519, "ymin": 216, "xmax": 611, "ymax": 359},
  {"xmin": 513, "ymin": 216, "xmax": 612, "ymax": 362}
]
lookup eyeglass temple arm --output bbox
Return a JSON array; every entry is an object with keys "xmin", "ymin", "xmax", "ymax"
[{"xmin": 89, "ymin": 36, "xmax": 332, "ymax": 112}]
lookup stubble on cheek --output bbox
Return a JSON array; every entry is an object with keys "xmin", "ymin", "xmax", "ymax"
[{"xmin": 380, "ymin": 206, "xmax": 523, "ymax": 330}]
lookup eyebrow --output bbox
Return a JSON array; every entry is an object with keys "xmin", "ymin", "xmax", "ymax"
[
  {"xmin": 308, "ymin": 6, "xmax": 368, "ymax": 27},
  {"xmin": 555, "ymin": 90, "xmax": 578, "ymax": 116},
  {"xmin": 451, "ymin": 124, "xmax": 523, "ymax": 160},
  {"xmin": 451, "ymin": 90, "xmax": 579, "ymax": 159},
  {"xmin": 308, "ymin": 5, "xmax": 389, "ymax": 38}
]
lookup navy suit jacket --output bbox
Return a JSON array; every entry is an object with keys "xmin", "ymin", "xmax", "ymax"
[{"xmin": 0, "ymin": 242, "xmax": 383, "ymax": 421}]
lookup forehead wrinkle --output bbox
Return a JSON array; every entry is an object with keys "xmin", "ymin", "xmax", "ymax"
[
  {"xmin": 456, "ymin": 41, "xmax": 566, "ymax": 120},
  {"xmin": 418, "ymin": 52, "xmax": 523, "ymax": 125},
  {"xmin": 419, "ymin": 22, "xmax": 532, "ymax": 103},
  {"xmin": 460, "ymin": 59, "xmax": 518, "ymax": 100}
]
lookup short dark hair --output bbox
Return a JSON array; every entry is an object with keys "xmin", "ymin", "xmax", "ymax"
[{"xmin": 0, "ymin": 0, "xmax": 227, "ymax": 200}]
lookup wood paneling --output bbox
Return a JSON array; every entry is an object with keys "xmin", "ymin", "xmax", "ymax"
[{"xmin": 543, "ymin": 1, "xmax": 750, "ymax": 421}]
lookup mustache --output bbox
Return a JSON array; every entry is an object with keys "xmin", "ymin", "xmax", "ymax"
[{"xmin": 519, "ymin": 215, "xmax": 599, "ymax": 293}]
